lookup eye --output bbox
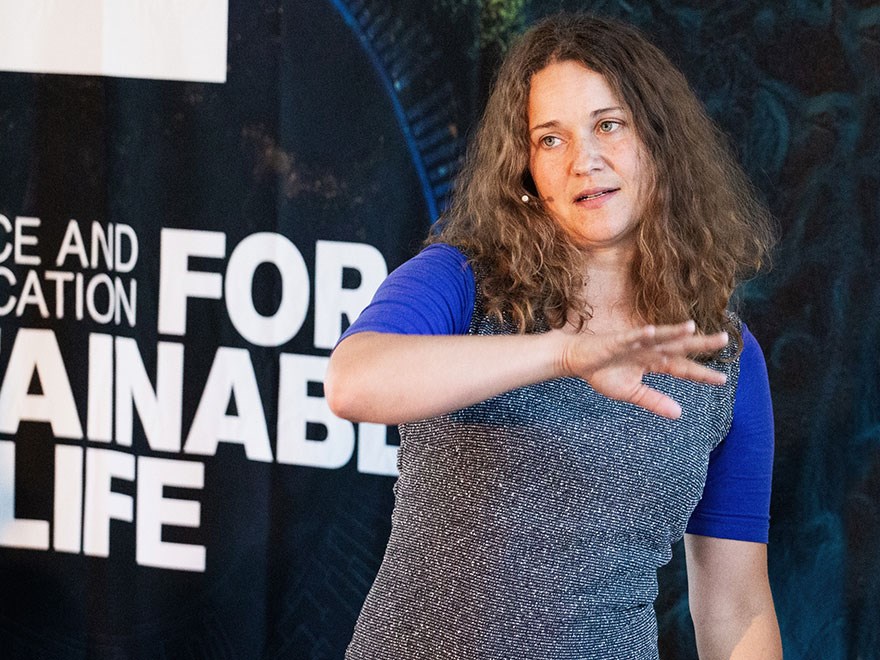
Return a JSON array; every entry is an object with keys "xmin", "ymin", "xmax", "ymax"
[
  {"xmin": 597, "ymin": 120, "xmax": 622, "ymax": 134},
  {"xmin": 540, "ymin": 135, "xmax": 561, "ymax": 148}
]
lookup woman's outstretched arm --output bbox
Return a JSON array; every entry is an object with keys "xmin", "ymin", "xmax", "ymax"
[{"xmin": 325, "ymin": 321, "xmax": 728, "ymax": 424}]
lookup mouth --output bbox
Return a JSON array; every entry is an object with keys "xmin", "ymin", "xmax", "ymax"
[{"xmin": 574, "ymin": 188, "xmax": 619, "ymax": 203}]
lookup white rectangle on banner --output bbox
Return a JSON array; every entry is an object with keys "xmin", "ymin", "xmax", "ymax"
[{"xmin": 0, "ymin": 0, "xmax": 228, "ymax": 83}]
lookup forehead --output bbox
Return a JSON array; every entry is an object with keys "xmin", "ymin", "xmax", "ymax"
[{"xmin": 527, "ymin": 60, "xmax": 622, "ymax": 120}]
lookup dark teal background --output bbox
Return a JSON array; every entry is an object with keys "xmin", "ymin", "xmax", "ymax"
[{"xmin": 0, "ymin": 0, "xmax": 877, "ymax": 658}]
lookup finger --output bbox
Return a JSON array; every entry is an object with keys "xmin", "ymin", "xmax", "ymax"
[
  {"xmin": 655, "ymin": 356, "xmax": 727, "ymax": 384},
  {"xmin": 629, "ymin": 321, "xmax": 702, "ymax": 351},
  {"xmin": 648, "ymin": 319, "xmax": 696, "ymax": 342},
  {"xmin": 617, "ymin": 324, "xmax": 657, "ymax": 350},
  {"xmin": 628, "ymin": 383, "xmax": 683, "ymax": 419},
  {"xmin": 625, "ymin": 336, "xmax": 726, "ymax": 371},
  {"xmin": 619, "ymin": 320, "xmax": 696, "ymax": 350},
  {"xmin": 639, "ymin": 321, "xmax": 696, "ymax": 342},
  {"xmin": 602, "ymin": 320, "xmax": 697, "ymax": 350},
  {"xmin": 654, "ymin": 331, "xmax": 729, "ymax": 356}
]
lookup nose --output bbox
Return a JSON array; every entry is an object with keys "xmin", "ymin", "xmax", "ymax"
[{"xmin": 571, "ymin": 134, "xmax": 604, "ymax": 175}]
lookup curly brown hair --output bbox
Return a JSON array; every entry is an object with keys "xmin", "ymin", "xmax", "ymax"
[{"xmin": 429, "ymin": 12, "xmax": 773, "ymax": 353}]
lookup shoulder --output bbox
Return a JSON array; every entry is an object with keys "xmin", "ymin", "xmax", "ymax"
[
  {"xmin": 740, "ymin": 323, "xmax": 766, "ymax": 372},
  {"xmin": 408, "ymin": 243, "xmax": 472, "ymax": 278},
  {"xmin": 396, "ymin": 244, "xmax": 475, "ymax": 314},
  {"xmin": 338, "ymin": 243, "xmax": 476, "ymax": 341},
  {"xmin": 734, "ymin": 323, "xmax": 772, "ymax": 420}
]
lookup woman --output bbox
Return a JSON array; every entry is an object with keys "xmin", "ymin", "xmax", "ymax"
[{"xmin": 327, "ymin": 12, "xmax": 782, "ymax": 660}]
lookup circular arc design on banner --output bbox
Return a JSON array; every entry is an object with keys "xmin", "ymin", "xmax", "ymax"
[{"xmin": 329, "ymin": 0, "xmax": 463, "ymax": 221}]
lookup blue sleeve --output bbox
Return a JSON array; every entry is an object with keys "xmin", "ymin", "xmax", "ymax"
[
  {"xmin": 685, "ymin": 325, "xmax": 775, "ymax": 543},
  {"xmin": 337, "ymin": 243, "xmax": 475, "ymax": 342}
]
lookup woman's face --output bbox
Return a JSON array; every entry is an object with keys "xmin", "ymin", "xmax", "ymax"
[{"xmin": 527, "ymin": 60, "xmax": 651, "ymax": 252}]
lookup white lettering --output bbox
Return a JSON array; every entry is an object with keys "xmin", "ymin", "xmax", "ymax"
[
  {"xmin": 15, "ymin": 268, "xmax": 49, "ymax": 317},
  {"xmin": 0, "ymin": 266, "xmax": 15, "ymax": 315},
  {"xmin": 115, "ymin": 338, "xmax": 184, "ymax": 451},
  {"xmin": 114, "ymin": 224, "xmax": 138, "ymax": 273},
  {"xmin": 136, "ymin": 456, "xmax": 205, "ymax": 572},
  {"xmin": 83, "ymin": 448, "xmax": 134, "ymax": 558},
  {"xmin": 44, "ymin": 270, "xmax": 74, "ymax": 318},
  {"xmin": 0, "ymin": 440, "xmax": 50, "ymax": 549},
  {"xmin": 224, "ymin": 232, "xmax": 309, "ymax": 347},
  {"xmin": 158, "ymin": 228, "xmax": 225, "ymax": 336},
  {"xmin": 53, "ymin": 444, "xmax": 84, "ymax": 553},
  {"xmin": 85, "ymin": 273, "xmax": 115, "ymax": 324},
  {"xmin": 114, "ymin": 277, "xmax": 136, "ymax": 326},
  {"xmin": 314, "ymin": 240, "xmax": 387, "ymax": 349},
  {"xmin": 184, "ymin": 347, "xmax": 272, "ymax": 461},
  {"xmin": 87, "ymin": 333, "xmax": 113, "ymax": 442},
  {"xmin": 56, "ymin": 220, "xmax": 89, "ymax": 268},
  {"xmin": 14, "ymin": 216, "xmax": 40, "ymax": 266},
  {"xmin": 0, "ymin": 328, "xmax": 83, "ymax": 438},
  {"xmin": 91, "ymin": 222, "xmax": 113, "ymax": 270},
  {"xmin": 0, "ymin": 213, "xmax": 12, "ymax": 263}
]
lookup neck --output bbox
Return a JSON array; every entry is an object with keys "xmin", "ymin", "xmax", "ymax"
[{"xmin": 580, "ymin": 244, "xmax": 637, "ymax": 332}]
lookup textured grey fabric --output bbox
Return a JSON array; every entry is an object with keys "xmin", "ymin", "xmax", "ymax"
[{"xmin": 347, "ymin": 293, "xmax": 740, "ymax": 659}]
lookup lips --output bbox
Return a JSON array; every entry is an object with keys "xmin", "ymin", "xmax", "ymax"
[{"xmin": 574, "ymin": 187, "xmax": 619, "ymax": 202}]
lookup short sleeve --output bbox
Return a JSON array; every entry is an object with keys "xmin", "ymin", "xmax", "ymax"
[
  {"xmin": 337, "ymin": 243, "xmax": 475, "ymax": 343},
  {"xmin": 685, "ymin": 325, "xmax": 775, "ymax": 543}
]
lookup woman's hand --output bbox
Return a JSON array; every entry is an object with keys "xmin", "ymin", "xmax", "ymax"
[{"xmin": 556, "ymin": 320, "xmax": 730, "ymax": 419}]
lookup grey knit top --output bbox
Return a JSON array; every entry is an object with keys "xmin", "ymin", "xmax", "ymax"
[{"xmin": 346, "ymin": 296, "xmax": 740, "ymax": 659}]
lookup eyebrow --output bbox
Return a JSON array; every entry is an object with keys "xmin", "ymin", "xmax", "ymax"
[{"xmin": 529, "ymin": 106, "xmax": 625, "ymax": 134}]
